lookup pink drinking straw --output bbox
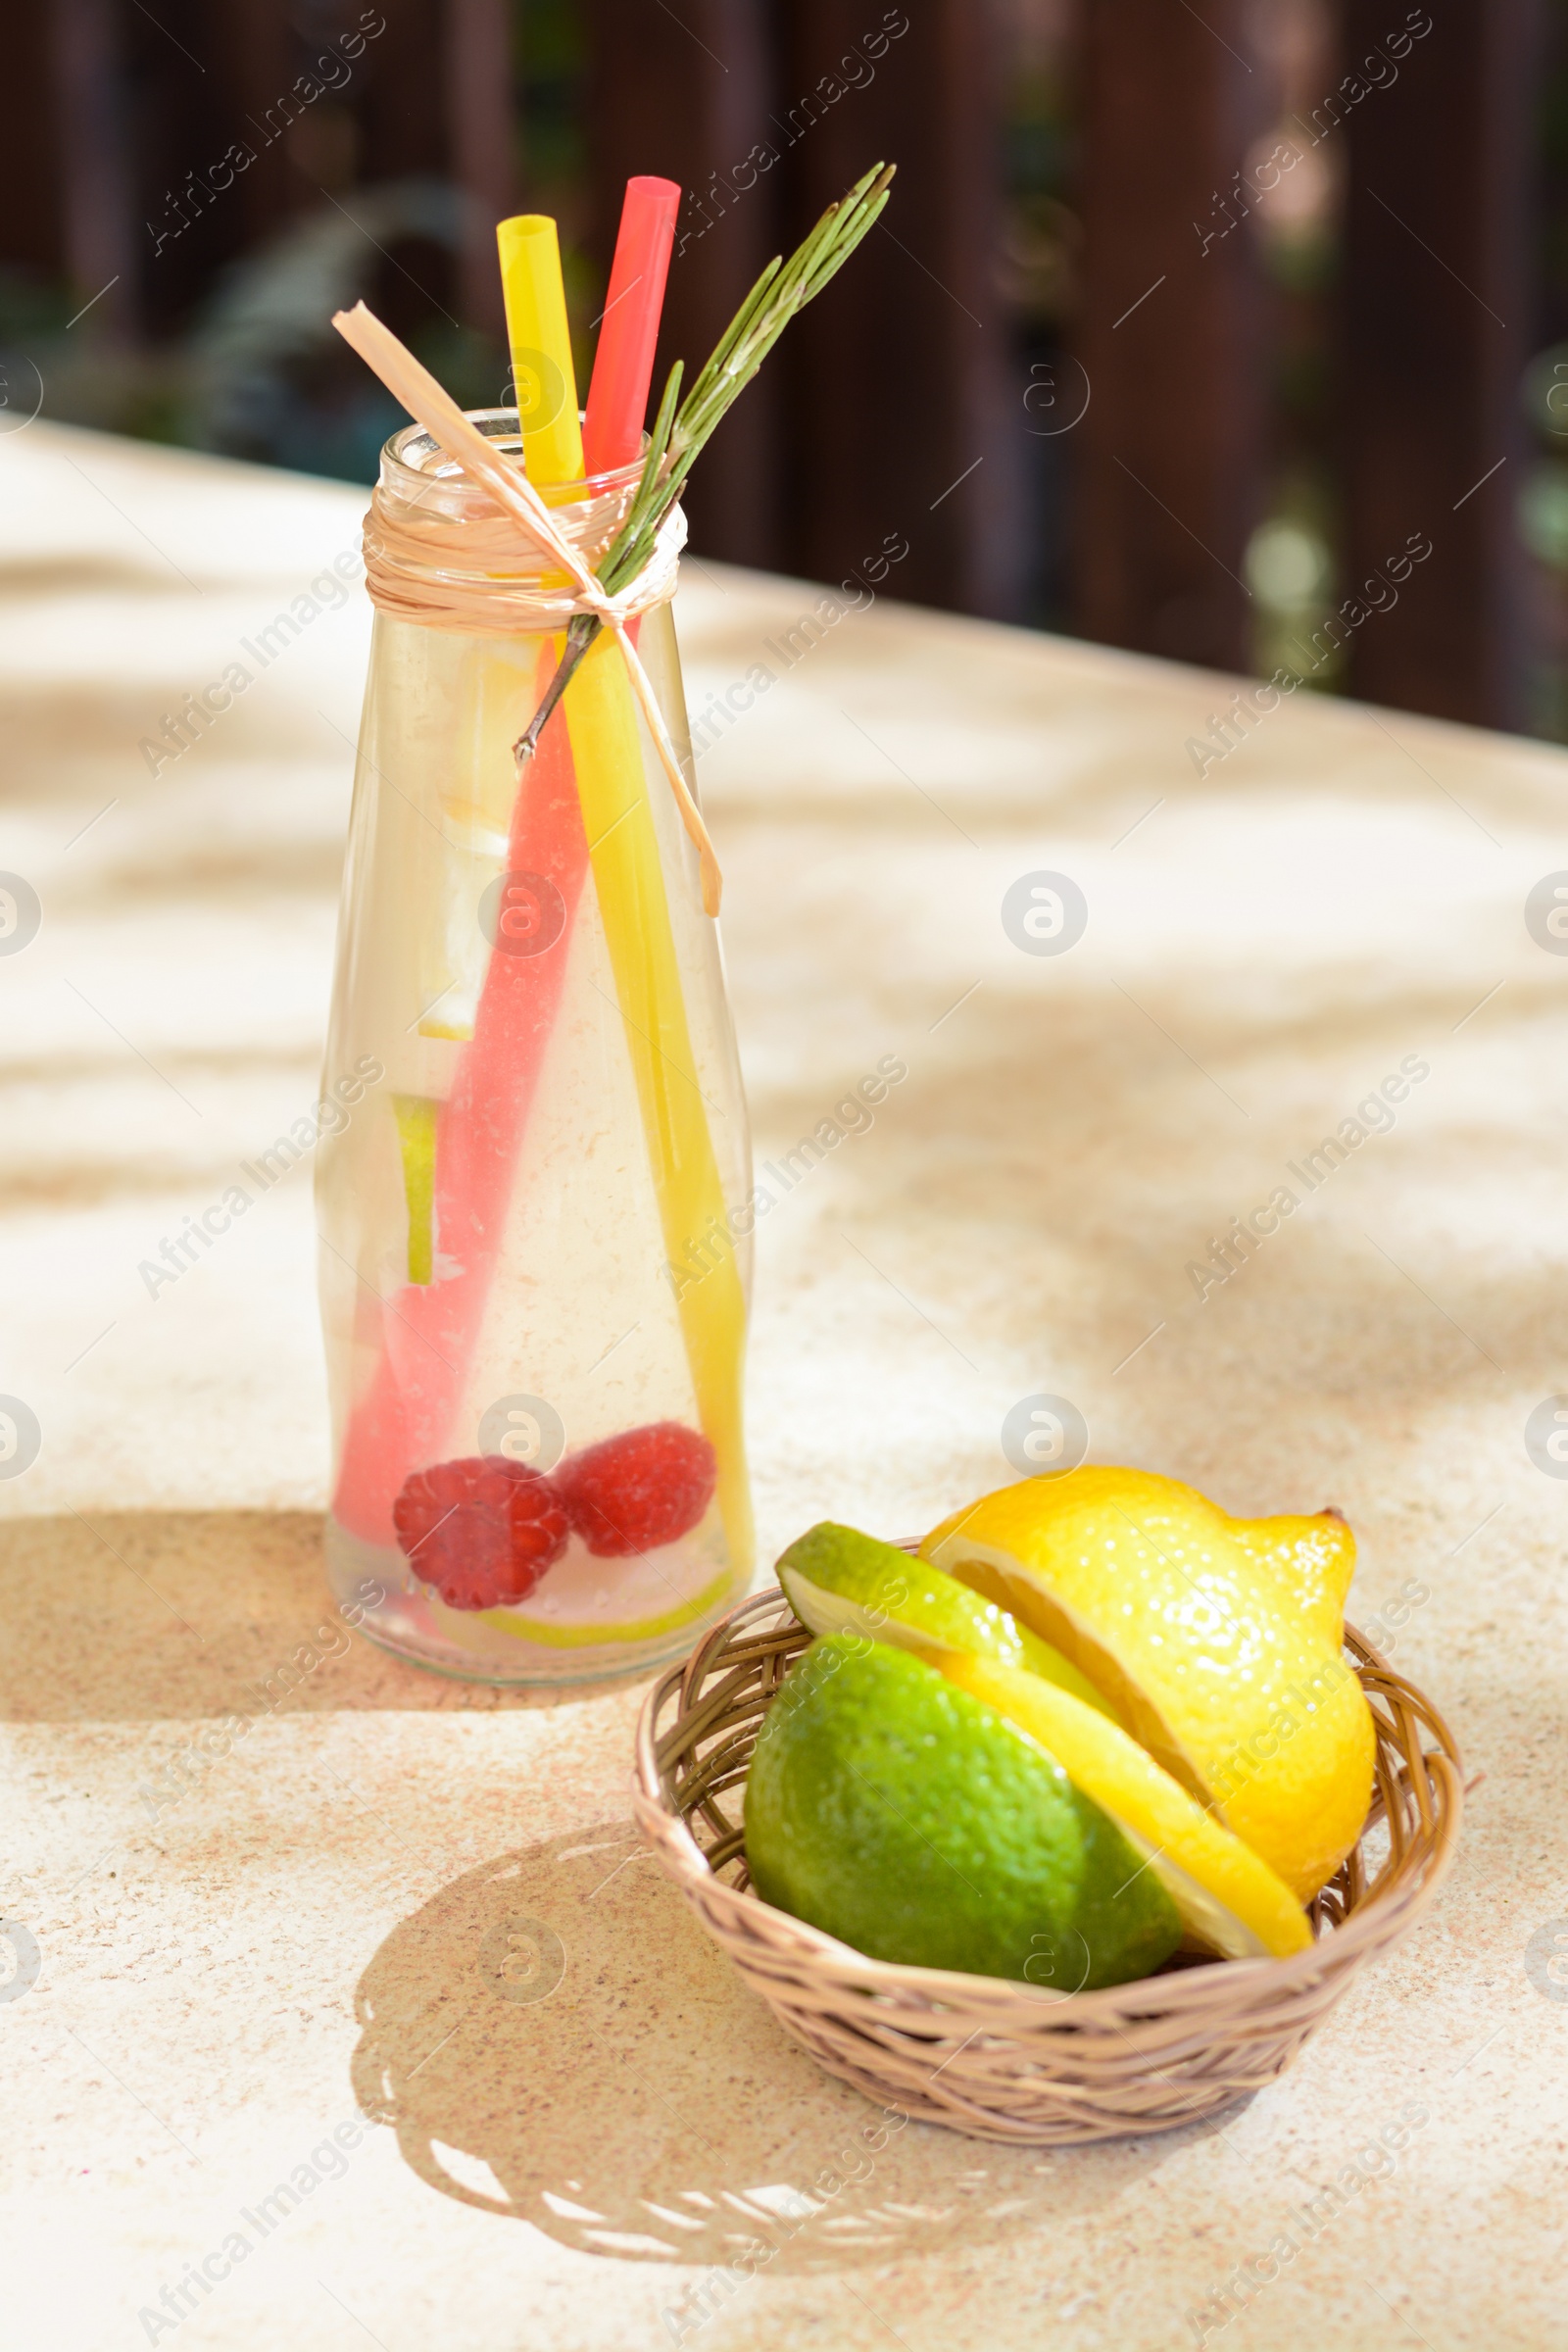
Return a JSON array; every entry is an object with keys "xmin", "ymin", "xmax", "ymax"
[
  {"xmin": 332, "ymin": 179, "xmax": 683, "ymax": 1547},
  {"xmin": 332, "ymin": 654, "xmax": 590, "ymax": 1544},
  {"xmin": 583, "ymin": 176, "xmax": 680, "ymax": 474}
]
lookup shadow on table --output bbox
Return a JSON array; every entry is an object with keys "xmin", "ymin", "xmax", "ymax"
[
  {"xmin": 0, "ymin": 1510, "xmax": 643, "ymax": 1720},
  {"xmin": 349, "ymin": 1821, "xmax": 1216, "ymax": 2275}
]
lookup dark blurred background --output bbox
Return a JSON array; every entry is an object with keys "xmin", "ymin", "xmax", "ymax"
[{"xmin": 4, "ymin": 0, "xmax": 1565, "ymax": 735}]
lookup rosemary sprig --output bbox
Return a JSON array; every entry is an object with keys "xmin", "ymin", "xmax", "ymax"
[{"xmin": 514, "ymin": 160, "xmax": 897, "ymax": 763}]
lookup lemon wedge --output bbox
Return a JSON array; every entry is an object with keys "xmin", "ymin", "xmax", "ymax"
[{"xmin": 940, "ymin": 1652, "xmax": 1314, "ymax": 1960}]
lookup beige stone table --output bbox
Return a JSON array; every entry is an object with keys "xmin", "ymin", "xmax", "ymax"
[{"xmin": 3, "ymin": 421, "xmax": 1566, "ymax": 2352}]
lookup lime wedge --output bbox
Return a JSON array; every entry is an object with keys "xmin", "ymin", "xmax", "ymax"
[
  {"xmin": 776, "ymin": 1521, "xmax": 1119, "ymax": 1720},
  {"xmin": 392, "ymin": 1094, "xmax": 438, "ymax": 1284}
]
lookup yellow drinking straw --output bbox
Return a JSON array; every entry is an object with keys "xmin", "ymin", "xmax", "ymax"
[
  {"xmin": 561, "ymin": 634, "xmax": 754, "ymax": 1572},
  {"xmin": 495, "ymin": 215, "xmax": 754, "ymax": 1575},
  {"xmin": 496, "ymin": 214, "xmax": 585, "ymax": 483}
]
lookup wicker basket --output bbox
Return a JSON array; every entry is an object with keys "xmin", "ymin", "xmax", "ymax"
[{"xmin": 632, "ymin": 1584, "xmax": 1463, "ymax": 2143}]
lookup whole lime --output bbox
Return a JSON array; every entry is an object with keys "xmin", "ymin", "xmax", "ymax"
[{"xmin": 745, "ymin": 1635, "xmax": 1181, "ymax": 1989}]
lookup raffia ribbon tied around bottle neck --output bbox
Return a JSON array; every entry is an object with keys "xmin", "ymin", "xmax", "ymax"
[
  {"xmin": 333, "ymin": 301, "xmax": 719, "ymax": 912},
  {"xmin": 362, "ymin": 465, "xmax": 687, "ymax": 636}
]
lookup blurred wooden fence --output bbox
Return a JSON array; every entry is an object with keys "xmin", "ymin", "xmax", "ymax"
[{"xmin": 1, "ymin": 0, "xmax": 1541, "ymax": 728}]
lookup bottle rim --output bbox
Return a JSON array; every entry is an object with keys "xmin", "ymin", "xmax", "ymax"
[{"xmin": 378, "ymin": 406, "xmax": 647, "ymax": 521}]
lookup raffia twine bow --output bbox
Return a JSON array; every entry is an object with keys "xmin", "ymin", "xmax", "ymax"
[{"xmin": 331, "ymin": 301, "xmax": 721, "ymax": 913}]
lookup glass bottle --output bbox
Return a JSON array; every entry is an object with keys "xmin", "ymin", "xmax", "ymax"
[{"xmin": 316, "ymin": 412, "xmax": 754, "ymax": 1684}]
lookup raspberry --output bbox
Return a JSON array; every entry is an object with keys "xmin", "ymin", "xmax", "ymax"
[
  {"xmin": 393, "ymin": 1455, "xmax": 567, "ymax": 1609},
  {"xmin": 556, "ymin": 1421, "xmax": 717, "ymax": 1557}
]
